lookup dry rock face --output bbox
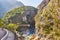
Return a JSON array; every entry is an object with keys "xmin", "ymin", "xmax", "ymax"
[
  {"xmin": 34, "ymin": 0, "xmax": 60, "ymax": 40},
  {"xmin": 38, "ymin": 0, "xmax": 50, "ymax": 10}
]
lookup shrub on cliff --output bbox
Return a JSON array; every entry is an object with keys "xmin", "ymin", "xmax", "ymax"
[{"xmin": 34, "ymin": 0, "xmax": 60, "ymax": 40}]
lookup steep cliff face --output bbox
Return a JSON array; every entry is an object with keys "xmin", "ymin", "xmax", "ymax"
[
  {"xmin": 34, "ymin": 0, "xmax": 50, "ymax": 26},
  {"xmin": 34, "ymin": 0, "xmax": 60, "ymax": 40},
  {"xmin": 4, "ymin": 6, "xmax": 37, "ymax": 24},
  {"xmin": 38, "ymin": 0, "xmax": 50, "ymax": 10},
  {"xmin": 0, "ymin": 0, "xmax": 24, "ymax": 18},
  {"xmin": 4, "ymin": 6, "xmax": 37, "ymax": 34}
]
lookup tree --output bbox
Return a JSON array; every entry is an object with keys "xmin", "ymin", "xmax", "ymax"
[
  {"xmin": 0, "ymin": 18, "xmax": 4, "ymax": 28},
  {"xmin": 7, "ymin": 23, "xmax": 18, "ymax": 31}
]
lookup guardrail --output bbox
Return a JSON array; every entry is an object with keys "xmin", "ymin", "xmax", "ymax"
[{"xmin": 1, "ymin": 29, "xmax": 9, "ymax": 40}]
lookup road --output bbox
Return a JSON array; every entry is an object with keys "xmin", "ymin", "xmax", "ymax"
[
  {"xmin": 0, "ymin": 28, "xmax": 15, "ymax": 40},
  {"xmin": 6, "ymin": 31, "xmax": 15, "ymax": 40},
  {"xmin": 0, "ymin": 28, "xmax": 6, "ymax": 39}
]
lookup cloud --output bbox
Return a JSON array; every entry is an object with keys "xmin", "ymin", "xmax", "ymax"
[{"xmin": 17, "ymin": 0, "xmax": 42, "ymax": 8}]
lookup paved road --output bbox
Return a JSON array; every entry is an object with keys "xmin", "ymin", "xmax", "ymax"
[
  {"xmin": 0, "ymin": 28, "xmax": 15, "ymax": 40},
  {"xmin": 0, "ymin": 28, "xmax": 6, "ymax": 40},
  {"xmin": 6, "ymin": 31, "xmax": 15, "ymax": 40}
]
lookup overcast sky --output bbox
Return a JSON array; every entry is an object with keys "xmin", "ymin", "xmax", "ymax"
[{"xmin": 17, "ymin": 0, "xmax": 42, "ymax": 8}]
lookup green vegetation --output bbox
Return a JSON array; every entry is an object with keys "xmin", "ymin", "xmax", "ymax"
[
  {"xmin": 7, "ymin": 23, "xmax": 18, "ymax": 31},
  {"xmin": 0, "ymin": 18, "xmax": 4, "ymax": 28},
  {"xmin": 0, "ymin": 18, "xmax": 18, "ymax": 32}
]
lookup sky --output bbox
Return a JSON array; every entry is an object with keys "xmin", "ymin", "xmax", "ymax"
[{"xmin": 17, "ymin": 0, "xmax": 42, "ymax": 8}]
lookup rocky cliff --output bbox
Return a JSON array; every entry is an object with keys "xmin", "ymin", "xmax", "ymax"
[
  {"xmin": 4, "ymin": 6, "xmax": 37, "ymax": 24},
  {"xmin": 4, "ymin": 6, "xmax": 38, "ymax": 34},
  {"xmin": 34, "ymin": 0, "xmax": 60, "ymax": 40},
  {"xmin": 38, "ymin": 0, "xmax": 50, "ymax": 10}
]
